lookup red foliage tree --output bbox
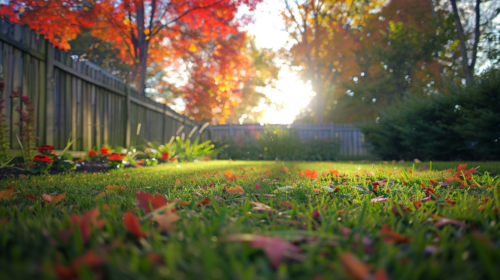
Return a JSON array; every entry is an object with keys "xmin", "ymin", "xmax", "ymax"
[{"xmin": 1, "ymin": 0, "xmax": 261, "ymax": 123}]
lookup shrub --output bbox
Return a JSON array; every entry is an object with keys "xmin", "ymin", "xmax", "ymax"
[
  {"xmin": 213, "ymin": 126, "xmax": 341, "ymax": 161},
  {"xmin": 360, "ymin": 68, "xmax": 500, "ymax": 160}
]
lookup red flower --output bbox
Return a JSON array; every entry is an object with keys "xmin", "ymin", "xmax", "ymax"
[
  {"xmin": 38, "ymin": 145, "xmax": 55, "ymax": 152},
  {"xmin": 101, "ymin": 147, "xmax": 110, "ymax": 156},
  {"xmin": 171, "ymin": 157, "xmax": 177, "ymax": 162},
  {"xmin": 204, "ymin": 157, "xmax": 210, "ymax": 161},
  {"xmin": 108, "ymin": 154, "xmax": 122, "ymax": 161},
  {"xmin": 88, "ymin": 150, "xmax": 98, "ymax": 156},
  {"xmin": 34, "ymin": 154, "xmax": 53, "ymax": 163},
  {"xmin": 304, "ymin": 169, "xmax": 319, "ymax": 179},
  {"xmin": 161, "ymin": 152, "xmax": 169, "ymax": 160}
]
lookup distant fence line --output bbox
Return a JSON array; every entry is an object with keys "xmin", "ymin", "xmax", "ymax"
[
  {"xmin": 210, "ymin": 123, "xmax": 373, "ymax": 158},
  {"xmin": 0, "ymin": 18, "xmax": 209, "ymax": 155}
]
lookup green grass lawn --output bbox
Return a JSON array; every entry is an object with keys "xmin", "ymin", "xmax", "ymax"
[{"xmin": 1, "ymin": 160, "xmax": 499, "ymax": 279}]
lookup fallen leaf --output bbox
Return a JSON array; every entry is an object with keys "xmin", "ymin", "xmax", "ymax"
[
  {"xmin": 106, "ymin": 185, "xmax": 126, "ymax": 193},
  {"xmin": 250, "ymin": 201, "xmax": 274, "ymax": 211},
  {"xmin": 248, "ymin": 235, "xmax": 303, "ymax": 268},
  {"xmin": 94, "ymin": 192, "xmax": 106, "ymax": 201},
  {"xmin": 226, "ymin": 186, "xmax": 245, "ymax": 194},
  {"xmin": 273, "ymin": 201, "xmax": 294, "ymax": 208},
  {"xmin": 371, "ymin": 196, "xmax": 390, "ymax": 203},
  {"xmin": 391, "ymin": 204, "xmax": 410, "ymax": 217},
  {"xmin": 0, "ymin": 189, "xmax": 14, "ymax": 200},
  {"xmin": 434, "ymin": 218, "xmax": 467, "ymax": 228},
  {"xmin": 373, "ymin": 268, "xmax": 391, "ymax": 280},
  {"xmin": 339, "ymin": 252, "xmax": 370, "ymax": 280},
  {"xmin": 54, "ymin": 250, "xmax": 105, "ymax": 279},
  {"xmin": 134, "ymin": 192, "xmax": 168, "ymax": 213},
  {"xmin": 124, "ymin": 173, "xmax": 130, "ymax": 178},
  {"xmin": 20, "ymin": 193, "xmax": 38, "ymax": 200},
  {"xmin": 150, "ymin": 208, "xmax": 180, "ymax": 232},
  {"xmin": 197, "ymin": 197, "xmax": 210, "ymax": 206},
  {"xmin": 123, "ymin": 211, "xmax": 147, "ymax": 238},
  {"xmin": 42, "ymin": 193, "xmax": 66, "ymax": 204},
  {"xmin": 379, "ymin": 224, "xmax": 411, "ymax": 244}
]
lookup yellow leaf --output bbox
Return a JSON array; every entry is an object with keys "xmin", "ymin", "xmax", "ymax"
[
  {"xmin": 188, "ymin": 44, "xmax": 197, "ymax": 52},
  {"xmin": 144, "ymin": 29, "xmax": 150, "ymax": 35},
  {"xmin": 123, "ymin": 19, "xmax": 130, "ymax": 25}
]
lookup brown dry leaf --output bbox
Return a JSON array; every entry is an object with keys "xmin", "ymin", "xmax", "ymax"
[
  {"xmin": 226, "ymin": 186, "xmax": 245, "ymax": 194},
  {"xmin": 175, "ymin": 179, "xmax": 182, "ymax": 187},
  {"xmin": 42, "ymin": 193, "xmax": 66, "ymax": 204},
  {"xmin": 150, "ymin": 209, "xmax": 180, "ymax": 232},
  {"xmin": 339, "ymin": 252, "xmax": 370, "ymax": 280},
  {"xmin": 250, "ymin": 201, "xmax": 273, "ymax": 211},
  {"xmin": 124, "ymin": 173, "xmax": 130, "ymax": 178},
  {"xmin": 0, "ymin": 189, "xmax": 14, "ymax": 200}
]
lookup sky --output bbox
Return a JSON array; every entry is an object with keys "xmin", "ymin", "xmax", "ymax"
[{"xmin": 236, "ymin": 0, "xmax": 315, "ymax": 125}]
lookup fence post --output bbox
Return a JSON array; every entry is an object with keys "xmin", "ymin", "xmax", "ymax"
[
  {"xmin": 329, "ymin": 122, "xmax": 334, "ymax": 139},
  {"xmin": 162, "ymin": 103, "xmax": 167, "ymax": 143},
  {"xmin": 229, "ymin": 123, "xmax": 234, "ymax": 137},
  {"xmin": 125, "ymin": 86, "xmax": 131, "ymax": 148},
  {"xmin": 45, "ymin": 41, "xmax": 54, "ymax": 145}
]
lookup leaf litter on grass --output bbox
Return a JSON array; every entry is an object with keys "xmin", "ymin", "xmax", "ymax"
[{"xmin": 0, "ymin": 161, "xmax": 499, "ymax": 279}]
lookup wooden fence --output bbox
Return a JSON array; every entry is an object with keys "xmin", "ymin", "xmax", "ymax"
[
  {"xmin": 210, "ymin": 123, "xmax": 373, "ymax": 158},
  {"xmin": 0, "ymin": 18, "xmax": 209, "ymax": 156}
]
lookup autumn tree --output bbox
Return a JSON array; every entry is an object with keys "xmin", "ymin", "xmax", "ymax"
[
  {"xmin": 0, "ymin": 0, "xmax": 262, "ymax": 123},
  {"xmin": 281, "ymin": 0, "xmax": 384, "ymax": 124}
]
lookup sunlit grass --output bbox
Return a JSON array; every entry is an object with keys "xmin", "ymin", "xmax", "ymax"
[{"xmin": 0, "ymin": 160, "xmax": 499, "ymax": 279}]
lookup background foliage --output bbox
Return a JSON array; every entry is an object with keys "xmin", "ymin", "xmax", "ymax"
[{"xmin": 360, "ymin": 68, "xmax": 500, "ymax": 161}]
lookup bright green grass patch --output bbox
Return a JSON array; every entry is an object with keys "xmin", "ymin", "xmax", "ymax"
[{"xmin": 1, "ymin": 161, "xmax": 499, "ymax": 279}]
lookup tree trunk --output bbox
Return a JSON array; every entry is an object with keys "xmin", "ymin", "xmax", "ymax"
[{"xmin": 449, "ymin": 0, "xmax": 472, "ymax": 84}]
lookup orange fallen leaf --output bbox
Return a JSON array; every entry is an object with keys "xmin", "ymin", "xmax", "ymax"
[
  {"xmin": 0, "ymin": 189, "xmax": 14, "ymax": 200},
  {"xmin": 94, "ymin": 192, "xmax": 106, "ymax": 200},
  {"xmin": 226, "ymin": 186, "xmax": 245, "ymax": 194},
  {"xmin": 379, "ymin": 224, "xmax": 411, "ymax": 244},
  {"xmin": 42, "ymin": 193, "xmax": 66, "ymax": 204},
  {"xmin": 21, "ymin": 193, "xmax": 38, "ymax": 200},
  {"xmin": 54, "ymin": 250, "xmax": 105, "ymax": 279},
  {"xmin": 339, "ymin": 252, "xmax": 370, "ymax": 280},
  {"xmin": 273, "ymin": 201, "xmax": 294, "ymax": 208}
]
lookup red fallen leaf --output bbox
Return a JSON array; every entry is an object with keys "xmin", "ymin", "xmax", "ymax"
[
  {"xmin": 392, "ymin": 204, "xmax": 411, "ymax": 217},
  {"xmin": 379, "ymin": 224, "xmax": 411, "ymax": 244},
  {"xmin": 7, "ymin": 185, "xmax": 18, "ymax": 192},
  {"xmin": 54, "ymin": 250, "xmax": 105, "ymax": 279},
  {"xmin": 179, "ymin": 201, "xmax": 190, "ymax": 207},
  {"xmin": 197, "ymin": 197, "xmax": 210, "ymax": 206},
  {"xmin": 32, "ymin": 184, "xmax": 42, "ymax": 189},
  {"xmin": 374, "ymin": 268, "xmax": 391, "ymax": 280},
  {"xmin": 273, "ymin": 201, "xmax": 294, "ymax": 208},
  {"xmin": 21, "ymin": 193, "xmax": 38, "ymax": 200},
  {"xmin": 249, "ymin": 235, "xmax": 303, "ymax": 268},
  {"xmin": 429, "ymin": 180, "xmax": 439, "ymax": 185},
  {"xmin": 123, "ymin": 211, "xmax": 147, "ymax": 239},
  {"xmin": 446, "ymin": 200, "xmax": 455, "ymax": 206},
  {"xmin": 338, "ymin": 211, "xmax": 346, "ymax": 214},
  {"xmin": 147, "ymin": 252, "xmax": 164, "ymax": 265},
  {"xmin": 435, "ymin": 218, "xmax": 468, "ymax": 228},
  {"xmin": 0, "ymin": 218, "xmax": 8, "ymax": 224},
  {"xmin": 42, "ymin": 193, "xmax": 66, "ymax": 204},
  {"xmin": 339, "ymin": 252, "xmax": 370, "ymax": 280},
  {"xmin": 423, "ymin": 187, "xmax": 440, "ymax": 199},
  {"xmin": 134, "ymin": 192, "xmax": 168, "ymax": 213},
  {"xmin": 311, "ymin": 208, "xmax": 321, "ymax": 221},
  {"xmin": 18, "ymin": 174, "xmax": 26, "ymax": 178}
]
